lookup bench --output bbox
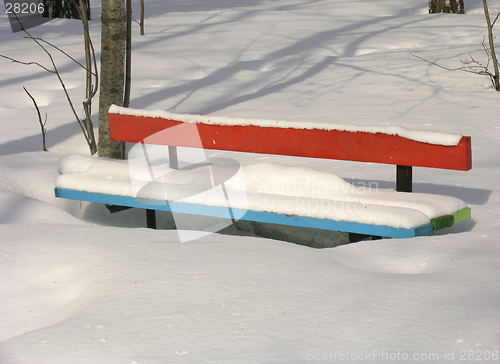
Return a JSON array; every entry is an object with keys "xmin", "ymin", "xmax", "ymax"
[{"xmin": 55, "ymin": 105, "xmax": 472, "ymax": 241}]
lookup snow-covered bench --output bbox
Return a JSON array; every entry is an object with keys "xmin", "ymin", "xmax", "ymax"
[{"xmin": 55, "ymin": 105, "xmax": 472, "ymax": 240}]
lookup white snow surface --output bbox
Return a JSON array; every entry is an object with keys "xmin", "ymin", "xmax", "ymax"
[
  {"xmin": 110, "ymin": 104, "xmax": 464, "ymax": 146},
  {"xmin": 1, "ymin": 0, "xmax": 500, "ymax": 363}
]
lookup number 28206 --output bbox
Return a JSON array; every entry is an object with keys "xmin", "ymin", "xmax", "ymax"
[{"xmin": 5, "ymin": 2, "xmax": 45, "ymax": 14}]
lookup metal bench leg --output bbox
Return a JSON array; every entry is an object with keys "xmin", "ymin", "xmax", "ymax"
[
  {"xmin": 168, "ymin": 145, "xmax": 179, "ymax": 169},
  {"xmin": 146, "ymin": 209, "xmax": 156, "ymax": 229},
  {"xmin": 396, "ymin": 165, "xmax": 412, "ymax": 192}
]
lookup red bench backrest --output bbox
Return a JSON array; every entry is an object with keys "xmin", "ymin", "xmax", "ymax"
[{"xmin": 108, "ymin": 110, "xmax": 472, "ymax": 171}]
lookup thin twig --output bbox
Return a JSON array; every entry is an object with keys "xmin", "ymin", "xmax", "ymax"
[
  {"xmin": 410, "ymin": 1, "xmax": 499, "ymax": 91},
  {"xmin": 410, "ymin": 52, "xmax": 492, "ymax": 76},
  {"xmin": 23, "ymin": 86, "xmax": 47, "ymax": 151},
  {"xmin": 483, "ymin": 0, "xmax": 500, "ymax": 90},
  {"xmin": 140, "ymin": 0, "xmax": 145, "ymax": 35},
  {"xmin": 14, "ymin": 14, "xmax": 93, "ymax": 148},
  {"xmin": 28, "ymin": 37, "xmax": 97, "ymax": 77},
  {"xmin": 0, "ymin": 54, "xmax": 55, "ymax": 73},
  {"xmin": 491, "ymin": 11, "xmax": 500, "ymax": 28},
  {"xmin": 77, "ymin": 0, "xmax": 98, "ymax": 154}
]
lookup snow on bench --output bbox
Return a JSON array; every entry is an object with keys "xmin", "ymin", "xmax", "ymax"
[{"xmin": 54, "ymin": 105, "xmax": 472, "ymax": 240}]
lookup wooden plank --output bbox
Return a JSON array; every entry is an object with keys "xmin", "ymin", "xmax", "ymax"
[
  {"xmin": 54, "ymin": 188, "xmax": 434, "ymax": 238},
  {"xmin": 108, "ymin": 112, "xmax": 472, "ymax": 171},
  {"xmin": 430, "ymin": 207, "xmax": 471, "ymax": 230},
  {"xmin": 431, "ymin": 214, "xmax": 454, "ymax": 230},
  {"xmin": 453, "ymin": 207, "xmax": 471, "ymax": 224}
]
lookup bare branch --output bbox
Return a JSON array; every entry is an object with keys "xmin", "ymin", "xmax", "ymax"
[
  {"xmin": 491, "ymin": 11, "xmax": 500, "ymax": 28},
  {"xmin": 0, "ymin": 54, "xmax": 55, "ymax": 73},
  {"xmin": 483, "ymin": 0, "xmax": 500, "ymax": 90},
  {"xmin": 28, "ymin": 37, "xmax": 97, "ymax": 77},
  {"xmin": 410, "ymin": 50, "xmax": 499, "ymax": 91},
  {"xmin": 1, "ymin": 14, "xmax": 98, "ymax": 154},
  {"xmin": 13, "ymin": 14, "xmax": 95, "ymax": 150},
  {"xmin": 77, "ymin": 0, "xmax": 98, "ymax": 154},
  {"xmin": 23, "ymin": 86, "xmax": 47, "ymax": 152},
  {"xmin": 413, "ymin": 1, "xmax": 499, "ymax": 91},
  {"xmin": 140, "ymin": 0, "xmax": 145, "ymax": 35},
  {"xmin": 410, "ymin": 52, "xmax": 492, "ymax": 76}
]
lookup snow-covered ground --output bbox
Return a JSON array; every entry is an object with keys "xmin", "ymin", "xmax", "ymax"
[{"xmin": 1, "ymin": 0, "xmax": 499, "ymax": 363}]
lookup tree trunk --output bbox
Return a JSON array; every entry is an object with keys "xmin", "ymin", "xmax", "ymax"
[
  {"xmin": 42, "ymin": 0, "xmax": 49, "ymax": 17},
  {"xmin": 54, "ymin": 0, "xmax": 63, "ymax": 17},
  {"xmin": 429, "ymin": 0, "xmax": 464, "ymax": 14},
  {"xmin": 79, "ymin": 0, "xmax": 98, "ymax": 155},
  {"xmin": 123, "ymin": 0, "xmax": 132, "ymax": 108},
  {"xmin": 98, "ymin": 0, "xmax": 126, "ymax": 159}
]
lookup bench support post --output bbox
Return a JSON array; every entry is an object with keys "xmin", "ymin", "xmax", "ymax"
[
  {"xmin": 168, "ymin": 146, "xmax": 178, "ymax": 169},
  {"xmin": 396, "ymin": 165, "xmax": 412, "ymax": 192},
  {"xmin": 166, "ymin": 146, "xmax": 179, "ymax": 230},
  {"xmin": 146, "ymin": 209, "xmax": 156, "ymax": 229}
]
